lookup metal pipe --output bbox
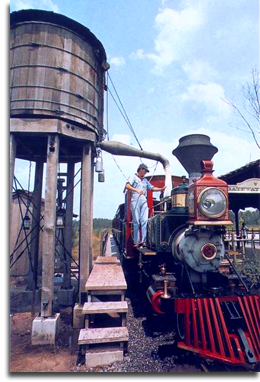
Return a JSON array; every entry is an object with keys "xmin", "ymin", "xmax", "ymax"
[
  {"xmin": 224, "ymin": 252, "xmax": 249, "ymax": 292},
  {"xmin": 161, "ymin": 279, "xmax": 171, "ymax": 299},
  {"xmin": 99, "ymin": 141, "xmax": 172, "ymax": 196},
  {"xmin": 100, "ymin": 141, "xmax": 169, "ymax": 167}
]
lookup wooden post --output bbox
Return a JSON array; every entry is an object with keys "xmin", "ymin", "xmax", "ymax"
[
  {"xmin": 41, "ymin": 135, "xmax": 59, "ymax": 318},
  {"xmin": 10, "ymin": 134, "xmax": 16, "ymax": 226},
  {"xmin": 79, "ymin": 143, "xmax": 93, "ymax": 302},
  {"xmin": 234, "ymin": 209, "xmax": 240, "ymax": 250},
  {"xmin": 231, "ymin": 232, "xmax": 235, "ymax": 251},
  {"xmin": 63, "ymin": 161, "xmax": 75, "ymax": 289},
  {"xmin": 89, "ymin": 153, "xmax": 94, "ymax": 271},
  {"xmin": 28, "ymin": 160, "xmax": 44, "ymax": 291}
]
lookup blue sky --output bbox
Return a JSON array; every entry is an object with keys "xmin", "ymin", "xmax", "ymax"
[{"xmin": 8, "ymin": 0, "xmax": 260, "ymax": 218}]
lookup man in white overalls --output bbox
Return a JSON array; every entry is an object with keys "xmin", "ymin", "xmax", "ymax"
[{"xmin": 125, "ymin": 164, "xmax": 166, "ymax": 248}]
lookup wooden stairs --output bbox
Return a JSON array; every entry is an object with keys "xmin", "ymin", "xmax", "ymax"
[{"xmin": 78, "ymin": 256, "xmax": 129, "ymax": 367}]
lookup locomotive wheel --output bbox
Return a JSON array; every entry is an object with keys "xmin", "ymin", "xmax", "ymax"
[{"xmin": 176, "ymin": 313, "xmax": 185, "ymax": 340}]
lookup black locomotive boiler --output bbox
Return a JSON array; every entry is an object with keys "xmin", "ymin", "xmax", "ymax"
[{"xmin": 112, "ymin": 134, "xmax": 260, "ymax": 368}]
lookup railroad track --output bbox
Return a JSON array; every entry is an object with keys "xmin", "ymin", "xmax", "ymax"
[{"xmin": 199, "ymin": 359, "xmax": 259, "ymax": 373}]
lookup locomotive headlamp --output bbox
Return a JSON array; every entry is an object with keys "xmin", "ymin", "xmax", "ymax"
[
  {"xmin": 198, "ymin": 188, "xmax": 227, "ymax": 219},
  {"xmin": 188, "ymin": 161, "xmax": 232, "ymax": 225}
]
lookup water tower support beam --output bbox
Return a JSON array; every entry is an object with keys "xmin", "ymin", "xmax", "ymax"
[
  {"xmin": 63, "ymin": 161, "xmax": 75, "ymax": 289},
  {"xmin": 79, "ymin": 143, "xmax": 93, "ymax": 302},
  {"xmin": 10, "ymin": 134, "xmax": 16, "ymax": 225},
  {"xmin": 28, "ymin": 160, "xmax": 44, "ymax": 294},
  {"xmin": 41, "ymin": 135, "xmax": 60, "ymax": 318}
]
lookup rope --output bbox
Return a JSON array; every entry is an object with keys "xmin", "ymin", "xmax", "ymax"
[
  {"xmin": 107, "ymin": 73, "xmax": 143, "ymax": 151},
  {"xmin": 111, "ymin": 155, "xmax": 130, "ymax": 182},
  {"xmin": 106, "ymin": 71, "xmax": 109, "ymax": 141}
]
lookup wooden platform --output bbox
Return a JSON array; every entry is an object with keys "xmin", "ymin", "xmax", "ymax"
[
  {"xmin": 83, "ymin": 301, "xmax": 128, "ymax": 315},
  {"xmin": 78, "ymin": 327, "xmax": 129, "ymax": 345},
  {"xmin": 95, "ymin": 256, "xmax": 120, "ymax": 264},
  {"xmin": 220, "ymin": 259, "xmax": 243, "ymax": 266},
  {"xmin": 85, "ymin": 263, "xmax": 127, "ymax": 291}
]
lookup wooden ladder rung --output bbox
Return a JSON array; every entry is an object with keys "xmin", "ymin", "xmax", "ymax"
[
  {"xmin": 78, "ymin": 327, "xmax": 129, "ymax": 345},
  {"xmin": 85, "ymin": 263, "xmax": 127, "ymax": 291},
  {"xmin": 83, "ymin": 301, "xmax": 128, "ymax": 315},
  {"xmin": 95, "ymin": 256, "xmax": 120, "ymax": 264}
]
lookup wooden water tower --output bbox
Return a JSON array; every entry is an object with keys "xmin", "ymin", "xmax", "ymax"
[{"xmin": 10, "ymin": 9, "xmax": 109, "ymax": 317}]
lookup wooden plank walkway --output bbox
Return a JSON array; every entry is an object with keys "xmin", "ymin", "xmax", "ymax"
[
  {"xmin": 83, "ymin": 301, "xmax": 128, "ymax": 315},
  {"xmin": 95, "ymin": 256, "xmax": 120, "ymax": 264},
  {"xmin": 85, "ymin": 263, "xmax": 127, "ymax": 291},
  {"xmin": 78, "ymin": 327, "xmax": 129, "ymax": 345}
]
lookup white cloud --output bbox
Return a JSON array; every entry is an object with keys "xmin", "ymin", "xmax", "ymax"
[
  {"xmin": 11, "ymin": 0, "xmax": 59, "ymax": 12},
  {"xmin": 111, "ymin": 134, "xmax": 132, "ymax": 145},
  {"xmin": 11, "ymin": 0, "xmax": 33, "ymax": 9},
  {"xmin": 182, "ymin": 60, "xmax": 217, "ymax": 83},
  {"xmin": 192, "ymin": 127, "xmax": 260, "ymax": 177},
  {"xmin": 42, "ymin": 0, "xmax": 59, "ymax": 12},
  {"xmin": 180, "ymin": 82, "xmax": 231, "ymax": 118},
  {"xmin": 132, "ymin": 5, "xmax": 205, "ymax": 73},
  {"xmin": 110, "ymin": 56, "xmax": 126, "ymax": 67},
  {"xmin": 130, "ymin": 49, "xmax": 145, "ymax": 60}
]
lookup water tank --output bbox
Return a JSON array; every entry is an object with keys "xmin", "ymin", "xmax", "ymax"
[{"xmin": 10, "ymin": 9, "xmax": 108, "ymax": 139}]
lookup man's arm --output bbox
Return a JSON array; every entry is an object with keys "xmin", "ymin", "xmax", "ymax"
[
  {"xmin": 152, "ymin": 186, "xmax": 167, "ymax": 192},
  {"xmin": 125, "ymin": 182, "xmax": 144, "ymax": 195}
]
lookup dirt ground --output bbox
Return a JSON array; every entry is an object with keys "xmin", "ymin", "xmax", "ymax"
[{"xmin": 10, "ymin": 309, "xmax": 82, "ymax": 373}]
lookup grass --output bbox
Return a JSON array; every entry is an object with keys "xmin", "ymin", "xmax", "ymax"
[{"xmin": 72, "ymin": 228, "xmax": 111, "ymax": 263}]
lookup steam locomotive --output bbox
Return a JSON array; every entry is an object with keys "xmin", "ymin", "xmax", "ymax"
[{"xmin": 112, "ymin": 135, "xmax": 260, "ymax": 368}]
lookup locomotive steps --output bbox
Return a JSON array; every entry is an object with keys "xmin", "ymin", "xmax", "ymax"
[{"xmin": 77, "ymin": 237, "xmax": 129, "ymax": 367}]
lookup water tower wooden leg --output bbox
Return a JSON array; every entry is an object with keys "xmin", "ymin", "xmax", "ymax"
[
  {"xmin": 89, "ymin": 154, "xmax": 94, "ymax": 271},
  {"xmin": 10, "ymin": 134, "xmax": 16, "ymax": 225},
  {"xmin": 28, "ymin": 160, "xmax": 44, "ymax": 292},
  {"xmin": 41, "ymin": 135, "xmax": 60, "ymax": 318},
  {"xmin": 79, "ymin": 143, "xmax": 93, "ymax": 302},
  {"xmin": 63, "ymin": 161, "xmax": 75, "ymax": 289}
]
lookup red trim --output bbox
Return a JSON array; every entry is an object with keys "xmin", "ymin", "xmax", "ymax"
[
  {"xmin": 191, "ymin": 299, "xmax": 199, "ymax": 347},
  {"xmin": 203, "ymin": 298, "xmax": 216, "ymax": 353},
  {"xmin": 250, "ymin": 296, "xmax": 260, "ymax": 335},
  {"xmin": 208, "ymin": 298, "xmax": 225, "ymax": 356},
  {"xmin": 147, "ymin": 190, "xmax": 154, "ymax": 217},
  {"xmin": 125, "ymin": 191, "xmax": 136, "ymax": 259},
  {"xmin": 185, "ymin": 299, "xmax": 190, "ymax": 345},
  {"xmin": 174, "ymin": 296, "xmax": 260, "ymax": 365},
  {"xmin": 238, "ymin": 296, "xmax": 260, "ymax": 359},
  {"xmin": 151, "ymin": 290, "xmax": 165, "ymax": 315},
  {"xmin": 244, "ymin": 297, "xmax": 260, "ymax": 349},
  {"xmin": 198, "ymin": 299, "xmax": 207, "ymax": 350},
  {"xmin": 215, "ymin": 298, "xmax": 235, "ymax": 359}
]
